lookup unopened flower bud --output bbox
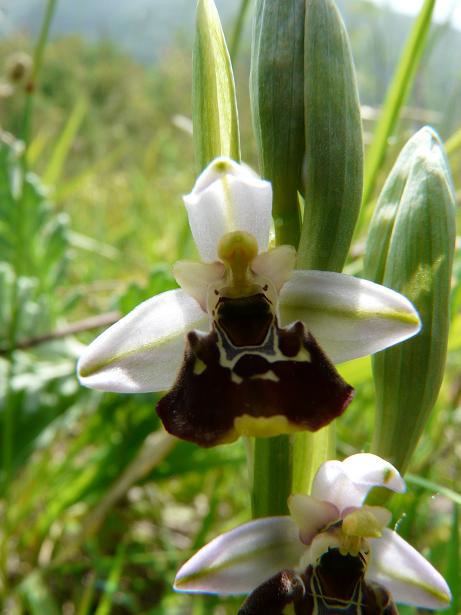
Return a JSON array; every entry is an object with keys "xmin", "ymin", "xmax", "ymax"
[{"xmin": 364, "ymin": 127, "xmax": 456, "ymax": 474}]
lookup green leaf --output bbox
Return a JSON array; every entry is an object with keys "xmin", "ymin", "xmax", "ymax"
[
  {"xmin": 193, "ymin": 0, "xmax": 240, "ymax": 171},
  {"xmin": 19, "ymin": 571, "xmax": 61, "ymax": 615},
  {"xmin": 251, "ymin": 0, "xmax": 304, "ymax": 246},
  {"xmin": 93, "ymin": 543, "xmax": 126, "ymax": 615},
  {"xmin": 0, "ymin": 135, "xmax": 69, "ymax": 296},
  {"xmin": 298, "ymin": 0, "xmax": 363, "ymax": 272},
  {"xmin": 405, "ymin": 474, "xmax": 461, "ymax": 507},
  {"xmin": 43, "ymin": 96, "xmax": 87, "ymax": 187},
  {"xmin": 229, "ymin": 0, "xmax": 252, "ymax": 63},
  {"xmin": 362, "ymin": 0, "xmax": 436, "ymax": 206},
  {"xmin": 364, "ymin": 127, "xmax": 456, "ymax": 473},
  {"xmin": 445, "ymin": 123, "xmax": 461, "ymax": 157}
]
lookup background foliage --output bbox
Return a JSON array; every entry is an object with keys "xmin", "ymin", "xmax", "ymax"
[{"xmin": 0, "ymin": 0, "xmax": 460, "ymax": 613}]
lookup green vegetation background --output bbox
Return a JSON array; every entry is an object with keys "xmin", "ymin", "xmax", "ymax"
[{"xmin": 0, "ymin": 1, "xmax": 460, "ymax": 613}]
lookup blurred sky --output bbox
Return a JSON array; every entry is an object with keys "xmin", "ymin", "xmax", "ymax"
[
  {"xmin": 0, "ymin": 0, "xmax": 459, "ymax": 64},
  {"xmin": 372, "ymin": 0, "xmax": 461, "ymax": 29}
]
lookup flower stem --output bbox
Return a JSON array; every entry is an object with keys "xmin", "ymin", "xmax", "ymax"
[
  {"xmin": 291, "ymin": 240, "xmax": 336, "ymax": 493},
  {"xmin": 291, "ymin": 426, "xmax": 334, "ymax": 494},
  {"xmin": 252, "ymin": 435, "xmax": 292, "ymax": 517},
  {"xmin": 251, "ymin": 200, "xmax": 300, "ymax": 517},
  {"xmin": 21, "ymin": 0, "xmax": 58, "ymax": 148}
]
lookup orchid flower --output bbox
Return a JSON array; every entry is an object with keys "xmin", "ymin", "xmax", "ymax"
[
  {"xmin": 78, "ymin": 158, "xmax": 421, "ymax": 447},
  {"xmin": 174, "ymin": 454, "xmax": 451, "ymax": 613}
]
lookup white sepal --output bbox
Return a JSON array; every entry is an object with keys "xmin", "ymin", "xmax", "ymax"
[
  {"xmin": 341, "ymin": 453, "xmax": 405, "ymax": 494},
  {"xmin": 174, "ymin": 516, "xmax": 303, "ymax": 595},
  {"xmin": 77, "ymin": 289, "xmax": 209, "ymax": 393},
  {"xmin": 367, "ymin": 529, "xmax": 452, "ymax": 609},
  {"xmin": 279, "ymin": 270, "xmax": 421, "ymax": 364},
  {"xmin": 183, "ymin": 157, "xmax": 272, "ymax": 262},
  {"xmin": 311, "ymin": 454, "xmax": 405, "ymax": 512}
]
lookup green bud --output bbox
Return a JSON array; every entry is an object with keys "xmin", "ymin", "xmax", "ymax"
[
  {"xmin": 250, "ymin": 0, "xmax": 305, "ymax": 246},
  {"xmin": 193, "ymin": 0, "xmax": 240, "ymax": 171},
  {"xmin": 364, "ymin": 127, "xmax": 456, "ymax": 473},
  {"xmin": 298, "ymin": 0, "xmax": 363, "ymax": 272}
]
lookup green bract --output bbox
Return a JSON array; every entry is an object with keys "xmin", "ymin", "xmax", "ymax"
[
  {"xmin": 193, "ymin": 0, "xmax": 240, "ymax": 169},
  {"xmin": 364, "ymin": 127, "xmax": 456, "ymax": 473},
  {"xmin": 298, "ymin": 0, "xmax": 363, "ymax": 272},
  {"xmin": 250, "ymin": 0, "xmax": 305, "ymax": 246}
]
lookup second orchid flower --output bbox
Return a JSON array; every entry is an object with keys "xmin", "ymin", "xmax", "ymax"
[{"xmin": 175, "ymin": 454, "xmax": 451, "ymax": 612}]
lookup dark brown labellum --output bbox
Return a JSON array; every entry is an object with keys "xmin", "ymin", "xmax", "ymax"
[
  {"xmin": 237, "ymin": 549, "xmax": 398, "ymax": 615},
  {"xmin": 156, "ymin": 293, "xmax": 353, "ymax": 446}
]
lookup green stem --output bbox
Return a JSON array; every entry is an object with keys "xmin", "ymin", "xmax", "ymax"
[
  {"xmin": 21, "ymin": 0, "xmax": 58, "ymax": 147},
  {"xmin": 252, "ymin": 435, "xmax": 292, "ymax": 517},
  {"xmin": 251, "ymin": 198, "xmax": 301, "ymax": 518},
  {"xmin": 291, "ymin": 200, "xmax": 337, "ymax": 495},
  {"xmin": 291, "ymin": 426, "xmax": 334, "ymax": 495}
]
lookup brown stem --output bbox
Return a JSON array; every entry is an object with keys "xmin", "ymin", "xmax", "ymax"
[{"xmin": 0, "ymin": 311, "xmax": 120, "ymax": 356}]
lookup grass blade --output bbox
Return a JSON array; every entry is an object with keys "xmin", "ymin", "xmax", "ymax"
[
  {"xmin": 43, "ymin": 97, "xmax": 87, "ymax": 187},
  {"xmin": 362, "ymin": 0, "xmax": 435, "ymax": 206}
]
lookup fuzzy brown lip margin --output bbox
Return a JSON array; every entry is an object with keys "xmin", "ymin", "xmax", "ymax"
[{"xmin": 157, "ymin": 313, "xmax": 353, "ymax": 447}]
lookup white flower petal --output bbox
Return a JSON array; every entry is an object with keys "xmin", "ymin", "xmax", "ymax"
[
  {"xmin": 342, "ymin": 453, "xmax": 405, "ymax": 494},
  {"xmin": 183, "ymin": 157, "xmax": 272, "ymax": 262},
  {"xmin": 311, "ymin": 454, "xmax": 405, "ymax": 512},
  {"xmin": 252, "ymin": 245, "xmax": 297, "ymax": 292},
  {"xmin": 174, "ymin": 516, "xmax": 303, "ymax": 595},
  {"xmin": 173, "ymin": 260, "xmax": 225, "ymax": 311},
  {"xmin": 288, "ymin": 494, "xmax": 338, "ymax": 545},
  {"xmin": 279, "ymin": 270, "xmax": 421, "ymax": 364},
  {"xmin": 311, "ymin": 460, "xmax": 362, "ymax": 512},
  {"xmin": 368, "ymin": 529, "xmax": 452, "ymax": 609},
  {"xmin": 77, "ymin": 289, "xmax": 209, "ymax": 393}
]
